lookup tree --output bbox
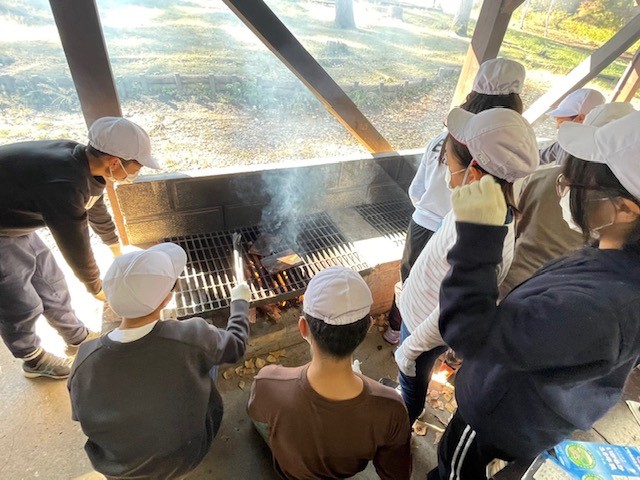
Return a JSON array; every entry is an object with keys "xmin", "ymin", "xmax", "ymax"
[
  {"xmin": 335, "ymin": 0, "xmax": 356, "ymax": 29},
  {"xmin": 451, "ymin": 0, "xmax": 473, "ymax": 37},
  {"xmin": 519, "ymin": 0, "xmax": 532, "ymax": 30},
  {"xmin": 544, "ymin": 0, "xmax": 557, "ymax": 37}
]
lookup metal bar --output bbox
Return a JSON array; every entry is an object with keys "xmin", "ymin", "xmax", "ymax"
[
  {"xmin": 49, "ymin": 0, "xmax": 130, "ymax": 245},
  {"xmin": 524, "ymin": 13, "xmax": 640, "ymax": 125},
  {"xmin": 611, "ymin": 47, "xmax": 640, "ymax": 102},
  {"xmin": 221, "ymin": 0, "xmax": 394, "ymax": 154},
  {"xmin": 450, "ymin": 0, "xmax": 525, "ymax": 108}
]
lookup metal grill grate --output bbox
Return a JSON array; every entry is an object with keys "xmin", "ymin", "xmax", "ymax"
[
  {"xmin": 165, "ymin": 212, "xmax": 368, "ymax": 317},
  {"xmin": 354, "ymin": 199, "xmax": 413, "ymax": 247}
]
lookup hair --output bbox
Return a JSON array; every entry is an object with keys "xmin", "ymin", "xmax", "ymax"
[
  {"xmin": 441, "ymin": 135, "xmax": 518, "ymax": 213},
  {"xmin": 459, "ymin": 91, "xmax": 524, "ymax": 115},
  {"xmin": 305, "ymin": 313, "xmax": 370, "ymax": 359},
  {"xmin": 87, "ymin": 144, "xmax": 108, "ymax": 158},
  {"xmin": 563, "ymin": 156, "xmax": 640, "ymax": 247}
]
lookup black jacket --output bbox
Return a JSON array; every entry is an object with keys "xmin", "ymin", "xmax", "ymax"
[
  {"xmin": 440, "ymin": 222, "xmax": 640, "ymax": 458},
  {"xmin": 0, "ymin": 140, "xmax": 118, "ymax": 294}
]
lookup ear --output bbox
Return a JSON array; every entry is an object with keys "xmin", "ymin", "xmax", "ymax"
[
  {"xmin": 104, "ymin": 155, "xmax": 120, "ymax": 169},
  {"xmin": 298, "ymin": 316, "xmax": 308, "ymax": 338},
  {"xmin": 469, "ymin": 165, "xmax": 484, "ymax": 182},
  {"xmin": 615, "ymin": 198, "xmax": 640, "ymax": 223},
  {"xmin": 574, "ymin": 114, "xmax": 586, "ymax": 124}
]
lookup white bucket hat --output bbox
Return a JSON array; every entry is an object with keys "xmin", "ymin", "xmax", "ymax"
[
  {"xmin": 558, "ymin": 110, "xmax": 640, "ymax": 200},
  {"xmin": 583, "ymin": 102, "xmax": 635, "ymax": 128},
  {"xmin": 303, "ymin": 266, "xmax": 372, "ymax": 326},
  {"xmin": 88, "ymin": 116, "xmax": 161, "ymax": 169},
  {"xmin": 103, "ymin": 243, "xmax": 187, "ymax": 318},
  {"xmin": 472, "ymin": 58, "xmax": 526, "ymax": 95},
  {"xmin": 447, "ymin": 107, "xmax": 539, "ymax": 183},
  {"xmin": 547, "ymin": 88, "xmax": 605, "ymax": 118}
]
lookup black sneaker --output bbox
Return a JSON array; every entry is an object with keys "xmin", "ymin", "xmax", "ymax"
[
  {"xmin": 379, "ymin": 378, "xmax": 402, "ymax": 395},
  {"xmin": 22, "ymin": 352, "xmax": 73, "ymax": 379},
  {"xmin": 65, "ymin": 330, "xmax": 101, "ymax": 357}
]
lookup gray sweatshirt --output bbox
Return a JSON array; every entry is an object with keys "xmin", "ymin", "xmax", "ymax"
[{"xmin": 68, "ymin": 300, "xmax": 250, "ymax": 479}]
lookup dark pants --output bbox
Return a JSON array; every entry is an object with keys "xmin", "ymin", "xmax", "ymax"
[
  {"xmin": 398, "ymin": 323, "xmax": 447, "ymax": 424},
  {"xmin": 388, "ymin": 220, "xmax": 435, "ymax": 331},
  {"xmin": 0, "ymin": 233, "xmax": 86, "ymax": 358},
  {"xmin": 427, "ymin": 411, "xmax": 514, "ymax": 480}
]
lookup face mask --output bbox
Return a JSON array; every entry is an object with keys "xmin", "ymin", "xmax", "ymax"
[
  {"xmin": 445, "ymin": 167, "xmax": 466, "ymax": 191},
  {"xmin": 107, "ymin": 158, "xmax": 139, "ymax": 185},
  {"xmin": 559, "ymin": 193, "xmax": 582, "ymax": 233}
]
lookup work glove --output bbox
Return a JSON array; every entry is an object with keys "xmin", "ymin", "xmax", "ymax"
[
  {"xmin": 394, "ymin": 343, "xmax": 416, "ymax": 377},
  {"xmin": 108, "ymin": 243, "xmax": 122, "ymax": 258},
  {"xmin": 451, "ymin": 175, "xmax": 507, "ymax": 226},
  {"xmin": 231, "ymin": 282, "xmax": 251, "ymax": 303},
  {"xmin": 93, "ymin": 289, "xmax": 107, "ymax": 302}
]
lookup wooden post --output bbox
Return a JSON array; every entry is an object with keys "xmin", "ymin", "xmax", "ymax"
[
  {"xmin": 450, "ymin": 0, "xmax": 525, "ymax": 108},
  {"xmin": 221, "ymin": 0, "xmax": 394, "ymax": 154},
  {"xmin": 49, "ymin": 0, "xmax": 129, "ymax": 245},
  {"xmin": 611, "ymin": 47, "xmax": 640, "ymax": 102},
  {"xmin": 524, "ymin": 13, "xmax": 640, "ymax": 125}
]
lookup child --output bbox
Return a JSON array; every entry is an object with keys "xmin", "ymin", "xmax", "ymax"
[
  {"xmin": 395, "ymin": 107, "xmax": 539, "ymax": 424},
  {"xmin": 68, "ymin": 243, "xmax": 250, "ymax": 479},
  {"xmin": 248, "ymin": 266, "xmax": 411, "ymax": 480}
]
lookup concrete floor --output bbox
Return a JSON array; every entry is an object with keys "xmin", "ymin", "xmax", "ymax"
[{"xmin": 0, "ymin": 234, "xmax": 437, "ymax": 480}]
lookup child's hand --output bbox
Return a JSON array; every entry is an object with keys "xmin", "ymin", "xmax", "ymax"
[
  {"xmin": 451, "ymin": 175, "xmax": 507, "ymax": 226},
  {"xmin": 231, "ymin": 282, "xmax": 251, "ymax": 303}
]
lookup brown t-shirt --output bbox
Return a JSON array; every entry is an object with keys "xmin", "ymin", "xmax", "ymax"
[{"xmin": 248, "ymin": 364, "xmax": 412, "ymax": 480}]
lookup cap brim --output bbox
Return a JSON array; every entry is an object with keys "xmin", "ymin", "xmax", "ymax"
[
  {"xmin": 546, "ymin": 106, "xmax": 577, "ymax": 118},
  {"xmin": 447, "ymin": 108, "xmax": 475, "ymax": 143},
  {"xmin": 139, "ymin": 155, "xmax": 161, "ymax": 170},
  {"xmin": 148, "ymin": 243, "xmax": 187, "ymax": 277},
  {"xmin": 557, "ymin": 122, "xmax": 603, "ymax": 163}
]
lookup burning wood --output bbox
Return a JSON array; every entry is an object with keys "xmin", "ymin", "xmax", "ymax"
[{"xmin": 261, "ymin": 249, "xmax": 303, "ymax": 274}]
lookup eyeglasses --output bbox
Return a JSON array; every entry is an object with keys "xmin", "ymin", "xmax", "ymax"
[{"xmin": 555, "ymin": 174, "xmax": 611, "ymax": 198}]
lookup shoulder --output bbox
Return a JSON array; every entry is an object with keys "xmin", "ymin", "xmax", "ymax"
[
  {"xmin": 255, "ymin": 364, "xmax": 305, "ymax": 383},
  {"xmin": 154, "ymin": 317, "xmax": 220, "ymax": 348},
  {"xmin": 361, "ymin": 376, "xmax": 407, "ymax": 411},
  {"xmin": 69, "ymin": 338, "xmax": 106, "ymax": 381}
]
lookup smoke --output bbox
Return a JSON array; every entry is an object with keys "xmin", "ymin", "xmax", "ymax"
[{"xmin": 258, "ymin": 166, "xmax": 329, "ymax": 253}]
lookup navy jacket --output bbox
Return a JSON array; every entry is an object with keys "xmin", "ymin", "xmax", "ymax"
[
  {"xmin": 0, "ymin": 140, "xmax": 118, "ymax": 294},
  {"xmin": 440, "ymin": 222, "xmax": 640, "ymax": 458}
]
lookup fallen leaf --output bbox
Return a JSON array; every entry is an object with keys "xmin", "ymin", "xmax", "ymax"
[
  {"xmin": 445, "ymin": 402, "xmax": 456, "ymax": 413},
  {"xmin": 434, "ymin": 431, "xmax": 443, "ymax": 444},
  {"xmin": 255, "ymin": 357, "xmax": 266, "ymax": 369},
  {"xmin": 222, "ymin": 368, "xmax": 235, "ymax": 380},
  {"xmin": 238, "ymin": 380, "xmax": 246, "ymax": 390},
  {"xmin": 412, "ymin": 420, "xmax": 428, "ymax": 436},
  {"xmin": 235, "ymin": 366, "xmax": 245, "ymax": 377},
  {"xmin": 436, "ymin": 401, "xmax": 445, "ymax": 410},
  {"xmin": 249, "ymin": 308, "xmax": 257, "ymax": 324},
  {"xmin": 266, "ymin": 354, "xmax": 277, "ymax": 363},
  {"xmin": 245, "ymin": 359, "xmax": 255, "ymax": 369},
  {"xmin": 269, "ymin": 349, "xmax": 287, "ymax": 359},
  {"xmin": 377, "ymin": 326, "xmax": 385, "ymax": 332},
  {"xmin": 244, "ymin": 367, "xmax": 256, "ymax": 376}
]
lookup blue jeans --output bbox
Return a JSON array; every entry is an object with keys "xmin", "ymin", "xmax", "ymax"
[
  {"xmin": 0, "ymin": 233, "xmax": 86, "ymax": 358},
  {"xmin": 398, "ymin": 323, "xmax": 448, "ymax": 425}
]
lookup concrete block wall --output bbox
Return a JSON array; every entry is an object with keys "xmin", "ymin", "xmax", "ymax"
[{"xmin": 116, "ymin": 151, "xmax": 422, "ymax": 244}]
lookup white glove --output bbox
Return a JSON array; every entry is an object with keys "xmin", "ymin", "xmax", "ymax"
[
  {"xmin": 231, "ymin": 282, "xmax": 251, "ymax": 303},
  {"xmin": 451, "ymin": 175, "xmax": 507, "ymax": 226},
  {"xmin": 394, "ymin": 343, "xmax": 416, "ymax": 377}
]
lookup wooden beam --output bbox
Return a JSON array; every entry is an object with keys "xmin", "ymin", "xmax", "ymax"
[
  {"xmin": 611, "ymin": 47, "xmax": 640, "ymax": 102},
  {"xmin": 524, "ymin": 13, "xmax": 640, "ymax": 125},
  {"xmin": 450, "ymin": 0, "xmax": 525, "ymax": 108},
  {"xmin": 221, "ymin": 0, "xmax": 394, "ymax": 154},
  {"xmin": 49, "ymin": 0, "xmax": 129, "ymax": 245}
]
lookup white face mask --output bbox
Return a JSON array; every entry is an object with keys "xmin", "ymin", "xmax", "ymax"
[
  {"xmin": 445, "ymin": 166, "xmax": 466, "ymax": 191},
  {"xmin": 559, "ymin": 193, "xmax": 582, "ymax": 233},
  {"xmin": 107, "ymin": 158, "xmax": 139, "ymax": 185}
]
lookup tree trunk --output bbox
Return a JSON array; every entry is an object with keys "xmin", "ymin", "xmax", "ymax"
[
  {"xmin": 335, "ymin": 0, "xmax": 356, "ymax": 29},
  {"xmin": 544, "ymin": 0, "xmax": 556, "ymax": 37},
  {"xmin": 519, "ymin": 0, "xmax": 531, "ymax": 30},
  {"xmin": 451, "ymin": 0, "xmax": 473, "ymax": 37}
]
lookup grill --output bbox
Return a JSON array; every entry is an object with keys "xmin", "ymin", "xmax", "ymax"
[
  {"xmin": 165, "ymin": 212, "xmax": 368, "ymax": 317},
  {"xmin": 354, "ymin": 199, "xmax": 413, "ymax": 247}
]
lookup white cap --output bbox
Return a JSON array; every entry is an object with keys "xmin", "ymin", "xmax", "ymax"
[
  {"xmin": 103, "ymin": 243, "xmax": 187, "ymax": 318},
  {"xmin": 547, "ymin": 88, "xmax": 605, "ymax": 118},
  {"xmin": 583, "ymin": 102, "xmax": 636, "ymax": 127},
  {"xmin": 447, "ymin": 107, "xmax": 539, "ymax": 183},
  {"xmin": 88, "ymin": 117, "xmax": 161, "ymax": 169},
  {"xmin": 472, "ymin": 58, "xmax": 526, "ymax": 95},
  {"xmin": 558, "ymin": 110, "xmax": 640, "ymax": 200},
  {"xmin": 303, "ymin": 266, "xmax": 372, "ymax": 326}
]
